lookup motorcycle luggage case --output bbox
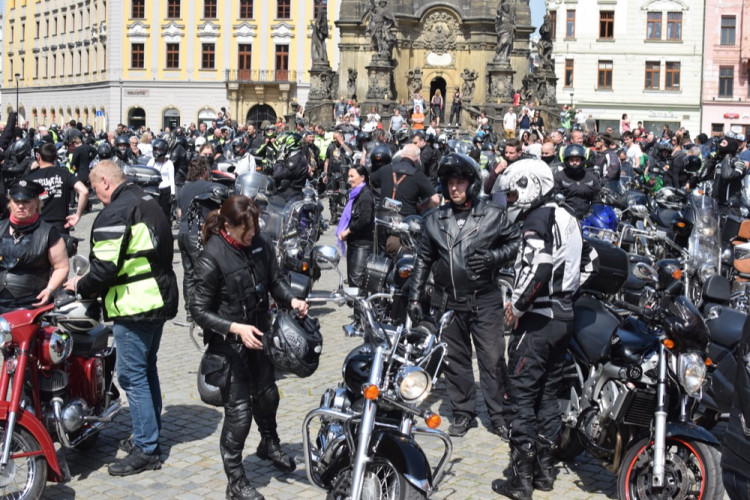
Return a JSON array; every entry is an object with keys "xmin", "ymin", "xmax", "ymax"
[
  {"xmin": 362, "ymin": 254, "xmax": 392, "ymax": 294},
  {"xmin": 580, "ymin": 237, "xmax": 628, "ymax": 295},
  {"xmin": 123, "ymin": 165, "xmax": 161, "ymax": 186},
  {"xmin": 705, "ymin": 305, "xmax": 746, "ymax": 349}
]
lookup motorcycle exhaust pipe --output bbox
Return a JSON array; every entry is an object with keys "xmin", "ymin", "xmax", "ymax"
[{"xmin": 69, "ymin": 401, "xmax": 122, "ymax": 448}]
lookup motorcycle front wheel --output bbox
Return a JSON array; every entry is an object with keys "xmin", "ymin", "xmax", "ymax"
[
  {"xmin": 327, "ymin": 459, "xmax": 426, "ymax": 500},
  {"xmin": 617, "ymin": 436, "xmax": 723, "ymax": 500},
  {"xmin": 0, "ymin": 425, "xmax": 47, "ymax": 499}
]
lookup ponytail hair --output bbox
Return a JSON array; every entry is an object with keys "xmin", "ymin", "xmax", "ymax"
[{"xmin": 202, "ymin": 195, "xmax": 261, "ymax": 244}]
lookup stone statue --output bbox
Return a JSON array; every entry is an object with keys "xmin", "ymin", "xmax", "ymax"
[
  {"xmin": 493, "ymin": 0, "xmax": 516, "ymax": 65},
  {"xmin": 311, "ymin": 0, "xmax": 329, "ymax": 66},
  {"xmin": 346, "ymin": 68, "xmax": 358, "ymax": 99},
  {"xmin": 460, "ymin": 69, "xmax": 479, "ymax": 101},
  {"xmin": 406, "ymin": 67, "xmax": 423, "ymax": 96},
  {"xmin": 366, "ymin": 0, "xmax": 397, "ymax": 60},
  {"xmin": 538, "ymin": 12, "xmax": 554, "ymax": 71},
  {"xmin": 521, "ymin": 73, "xmax": 534, "ymax": 103}
]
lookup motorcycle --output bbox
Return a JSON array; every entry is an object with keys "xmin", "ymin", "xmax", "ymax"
[
  {"xmin": 122, "ymin": 163, "xmax": 162, "ymax": 197},
  {"xmin": 303, "ymin": 249, "xmax": 453, "ymax": 500},
  {"xmin": 558, "ymin": 264, "xmax": 724, "ymax": 498},
  {"xmin": 0, "ymin": 256, "xmax": 120, "ymax": 499}
]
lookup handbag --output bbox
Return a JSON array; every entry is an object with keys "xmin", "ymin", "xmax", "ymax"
[{"xmin": 198, "ymin": 350, "xmax": 229, "ymax": 406}]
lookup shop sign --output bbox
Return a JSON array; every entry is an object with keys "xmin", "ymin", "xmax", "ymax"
[
  {"xmin": 125, "ymin": 89, "xmax": 150, "ymax": 97},
  {"xmin": 724, "ymin": 112, "xmax": 740, "ymax": 119}
]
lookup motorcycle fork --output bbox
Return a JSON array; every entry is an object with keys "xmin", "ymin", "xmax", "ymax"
[
  {"xmin": 651, "ymin": 343, "xmax": 669, "ymax": 488},
  {"xmin": 350, "ymin": 346, "xmax": 385, "ymax": 500},
  {"xmin": 1, "ymin": 345, "xmax": 31, "ymax": 467}
]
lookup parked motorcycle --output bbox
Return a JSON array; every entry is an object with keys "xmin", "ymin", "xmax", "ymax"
[
  {"xmin": 559, "ymin": 260, "xmax": 724, "ymax": 498},
  {"xmin": 303, "ymin": 249, "xmax": 453, "ymax": 500},
  {"xmin": 0, "ymin": 256, "xmax": 120, "ymax": 499},
  {"xmin": 122, "ymin": 163, "xmax": 162, "ymax": 197}
]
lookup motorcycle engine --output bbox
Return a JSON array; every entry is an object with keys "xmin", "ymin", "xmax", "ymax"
[{"xmin": 315, "ymin": 387, "xmax": 349, "ymax": 470}]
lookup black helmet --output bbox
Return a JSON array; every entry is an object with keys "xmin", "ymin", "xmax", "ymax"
[
  {"xmin": 370, "ymin": 144, "xmax": 392, "ymax": 172},
  {"xmin": 684, "ymin": 155, "xmax": 702, "ymax": 174},
  {"xmin": 152, "ymin": 138, "xmax": 169, "ymax": 159},
  {"xmin": 263, "ymin": 311, "xmax": 323, "ymax": 378},
  {"xmin": 83, "ymin": 124, "xmax": 93, "ymax": 134},
  {"xmin": 356, "ymin": 131, "xmax": 371, "ymax": 150},
  {"xmin": 563, "ymin": 144, "xmax": 586, "ymax": 172},
  {"xmin": 658, "ymin": 141, "xmax": 674, "ymax": 154},
  {"xmin": 97, "ymin": 142, "xmax": 113, "ymax": 159},
  {"xmin": 231, "ymin": 137, "xmax": 246, "ymax": 157},
  {"xmin": 482, "ymin": 142, "xmax": 495, "ymax": 153},
  {"xmin": 424, "ymin": 132, "xmax": 437, "ymax": 144},
  {"xmin": 264, "ymin": 125, "xmax": 277, "ymax": 138},
  {"xmin": 10, "ymin": 139, "xmax": 31, "ymax": 163},
  {"xmin": 472, "ymin": 134, "xmax": 484, "ymax": 146},
  {"xmin": 176, "ymin": 135, "xmax": 189, "ymax": 150},
  {"xmin": 115, "ymin": 135, "xmax": 130, "ymax": 159},
  {"xmin": 437, "ymin": 153, "xmax": 482, "ymax": 201},
  {"xmin": 115, "ymin": 134, "xmax": 130, "ymax": 147}
]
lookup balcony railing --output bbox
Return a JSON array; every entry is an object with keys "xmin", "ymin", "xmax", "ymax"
[{"xmin": 225, "ymin": 69, "xmax": 303, "ymax": 84}]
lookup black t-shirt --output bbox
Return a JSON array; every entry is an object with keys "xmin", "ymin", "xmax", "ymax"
[
  {"xmin": 25, "ymin": 166, "xmax": 78, "ymax": 226},
  {"xmin": 177, "ymin": 179, "xmax": 224, "ymax": 234},
  {"xmin": 326, "ymin": 142, "xmax": 351, "ymax": 175},
  {"xmin": 370, "ymin": 160, "xmax": 435, "ymax": 216},
  {"xmin": 70, "ymin": 144, "xmax": 96, "ymax": 182}
]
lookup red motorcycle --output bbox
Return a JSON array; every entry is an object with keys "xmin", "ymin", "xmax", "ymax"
[{"xmin": 0, "ymin": 256, "xmax": 120, "ymax": 498}]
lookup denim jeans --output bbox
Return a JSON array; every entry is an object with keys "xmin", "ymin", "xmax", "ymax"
[{"xmin": 113, "ymin": 319, "xmax": 165, "ymax": 455}]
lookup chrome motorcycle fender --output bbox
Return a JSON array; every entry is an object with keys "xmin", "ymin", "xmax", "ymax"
[
  {"xmin": 665, "ymin": 421, "xmax": 720, "ymax": 447},
  {"xmin": 369, "ymin": 430, "xmax": 433, "ymax": 492}
]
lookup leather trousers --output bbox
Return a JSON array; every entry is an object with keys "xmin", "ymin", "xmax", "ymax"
[{"xmin": 346, "ymin": 244, "xmax": 372, "ymax": 289}]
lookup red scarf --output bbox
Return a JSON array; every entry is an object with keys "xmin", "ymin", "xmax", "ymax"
[
  {"xmin": 220, "ymin": 229, "xmax": 246, "ymax": 249},
  {"xmin": 9, "ymin": 212, "xmax": 40, "ymax": 226}
]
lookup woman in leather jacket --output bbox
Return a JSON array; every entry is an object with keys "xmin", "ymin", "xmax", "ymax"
[
  {"xmin": 0, "ymin": 179, "xmax": 69, "ymax": 314},
  {"xmin": 190, "ymin": 195, "xmax": 308, "ymax": 500},
  {"xmin": 336, "ymin": 164, "xmax": 374, "ymax": 288}
]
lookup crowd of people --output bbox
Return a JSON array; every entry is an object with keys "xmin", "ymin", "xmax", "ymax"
[{"xmin": 2, "ymin": 99, "xmax": 750, "ymax": 500}]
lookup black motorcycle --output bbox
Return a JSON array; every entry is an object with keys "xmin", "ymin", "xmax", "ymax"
[
  {"xmin": 303, "ymin": 251, "xmax": 453, "ymax": 500},
  {"xmin": 559, "ymin": 257, "xmax": 724, "ymax": 498}
]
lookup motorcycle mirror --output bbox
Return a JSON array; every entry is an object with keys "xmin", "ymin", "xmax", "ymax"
[
  {"xmin": 438, "ymin": 310, "xmax": 454, "ymax": 332},
  {"xmin": 71, "ymin": 255, "xmax": 90, "ymax": 277},
  {"xmin": 312, "ymin": 245, "xmax": 340, "ymax": 270},
  {"xmin": 554, "ymin": 193, "xmax": 565, "ymax": 205},
  {"xmin": 382, "ymin": 198, "xmax": 402, "ymax": 212}
]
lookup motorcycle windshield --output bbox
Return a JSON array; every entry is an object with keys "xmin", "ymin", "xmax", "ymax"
[
  {"xmin": 688, "ymin": 193, "xmax": 720, "ymax": 273},
  {"xmin": 235, "ymin": 172, "xmax": 273, "ymax": 198}
]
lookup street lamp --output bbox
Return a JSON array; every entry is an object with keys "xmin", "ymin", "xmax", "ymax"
[
  {"xmin": 570, "ymin": 92, "xmax": 574, "ymax": 109},
  {"xmin": 15, "ymin": 74, "xmax": 20, "ymax": 112},
  {"xmin": 119, "ymin": 78, "xmax": 123, "ymax": 125}
]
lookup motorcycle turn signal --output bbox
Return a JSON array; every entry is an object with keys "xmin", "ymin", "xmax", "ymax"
[
  {"xmin": 362, "ymin": 384, "xmax": 380, "ymax": 400},
  {"xmin": 425, "ymin": 413, "xmax": 441, "ymax": 429}
]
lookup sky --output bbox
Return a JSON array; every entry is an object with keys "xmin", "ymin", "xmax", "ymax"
[{"xmin": 530, "ymin": 0, "xmax": 547, "ymax": 33}]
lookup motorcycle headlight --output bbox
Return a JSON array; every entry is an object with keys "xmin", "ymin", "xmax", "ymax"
[
  {"xmin": 678, "ymin": 352, "xmax": 707, "ymax": 397},
  {"xmin": 395, "ymin": 366, "xmax": 431, "ymax": 404},
  {"xmin": 0, "ymin": 317, "xmax": 12, "ymax": 349}
]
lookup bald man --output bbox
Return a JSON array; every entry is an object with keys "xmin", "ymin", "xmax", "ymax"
[{"xmin": 370, "ymin": 144, "xmax": 439, "ymax": 217}]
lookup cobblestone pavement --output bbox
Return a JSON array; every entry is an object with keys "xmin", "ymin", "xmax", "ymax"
[{"xmin": 39, "ymin": 200, "xmax": 725, "ymax": 499}]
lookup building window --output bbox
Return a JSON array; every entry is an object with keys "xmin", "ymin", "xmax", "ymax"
[
  {"xmin": 564, "ymin": 59, "xmax": 574, "ymax": 87},
  {"xmin": 719, "ymin": 67, "xmax": 734, "ymax": 97},
  {"xmin": 201, "ymin": 43, "xmax": 215, "ymax": 69},
  {"xmin": 21, "ymin": 23, "xmax": 25, "ymax": 42},
  {"xmin": 721, "ymin": 16, "xmax": 736, "ymax": 45},
  {"xmin": 204, "ymin": 0, "xmax": 217, "ymax": 19},
  {"xmin": 712, "ymin": 123, "xmax": 725, "ymax": 137},
  {"xmin": 167, "ymin": 0, "xmax": 181, "ymax": 19},
  {"xmin": 647, "ymin": 12, "xmax": 662, "ymax": 40},
  {"xmin": 131, "ymin": 43, "xmax": 145, "ymax": 69},
  {"xmin": 166, "ymin": 43, "xmax": 180, "ymax": 69},
  {"xmin": 549, "ymin": 10, "xmax": 557, "ymax": 40},
  {"xmin": 238, "ymin": 44, "xmax": 252, "ymax": 80},
  {"xmin": 52, "ymin": 55, "xmax": 56, "ymax": 77},
  {"xmin": 665, "ymin": 62, "xmax": 680, "ymax": 90},
  {"xmin": 35, "ymin": 21, "xmax": 40, "ymax": 39},
  {"xmin": 275, "ymin": 44, "xmax": 289, "ymax": 80},
  {"xmin": 131, "ymin": 0, "xmax": 145, "ymax": 19},
  {"xmin": 313, "ymin": 0, "xmax": 324, "ymax": 19},
  {"xmin": 645, "ymin": 61, "xmax": 660, "ymax": 90},
  {"xmin": 46, "ymin": 19, "xmax": 49, "ymax": 36},
  {"xmin": 277, "ymin": 0, "xmax": 291, "ymax": 19},
  {"xmin": 597, "ymin": 60, "xmax": 613, "ymax": 89},
  {"xmin": 239, "ymin": 0, "xmax": 253, "ymax": 19},
  {"xmin": 667, "ymin": 12, "xmax": 682, "ymax": 41},
  {"xmin": 34, "ymin": 56, "xmax": 39, "ymax": 79},
  {"xmin": 599, "ymin": 11, "xmax": 614, "ymax": 39},
  {"xmin": 566, "ymin": 10, "xmax": 575, "ymax": 38},
  {"xmin": 63, "ymin": 15, "xmax": 67, "ymax": 33}
]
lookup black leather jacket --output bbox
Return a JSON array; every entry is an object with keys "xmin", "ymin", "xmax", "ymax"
[
  {"xmin": 410, "ymin": 199, "xmax": 520, "ymax": 305},
  {"xmin": 273, "ymin": 150, "xmax": 309, "ymax": 202},
  {"xmin": 190, "ymin": 233, "xmax": 296, "ymax": 342}
]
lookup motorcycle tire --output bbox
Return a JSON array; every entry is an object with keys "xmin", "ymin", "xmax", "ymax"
[
  {"xmin": 0, "ymin": 425, "xmax": 47, "ymax": 499},
  {"xmin": 326, "ymin": 459, "xmax": 426, "ymax": 500},
  {"xmin": 617, "ymin": 436, "xmax": 723, "ymax": 500}
]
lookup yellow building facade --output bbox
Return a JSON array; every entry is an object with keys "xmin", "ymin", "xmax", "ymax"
[{"xmin": 3, "ymin": 0, "xmax": 339, "ymax": 131}]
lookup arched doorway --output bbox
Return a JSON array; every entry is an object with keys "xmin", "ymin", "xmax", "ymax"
[
  {"xmin": 128, "ymin": 107, "xmax": 146, "ymax": 130},
  {"xmin": 429, "ymin": 77, "xmax": 447, "ymax": 123},
  {"xmin": 246, "ymin": 104, "xmax": 276, "ymax": 129},
  {"xmin": 197, "ymin": 108, "xmax": 217, "ymax": 128},
  {"xmin": 163, "ymin": 108, "xmax": 180, "ymax": 131}
]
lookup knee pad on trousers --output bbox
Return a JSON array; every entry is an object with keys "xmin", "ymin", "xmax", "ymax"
[{"xmin": 252, "ymin": 384, "xmax": 280, "ymax": 436}]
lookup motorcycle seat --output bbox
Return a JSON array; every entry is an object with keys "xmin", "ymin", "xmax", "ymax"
[
  {"xmin": 71, "ymin": 324, "xmax": 110, "ymax": 357},
  {"xmin": 705, "ymin": 305, "xmax": 746, "ymax": 349}
]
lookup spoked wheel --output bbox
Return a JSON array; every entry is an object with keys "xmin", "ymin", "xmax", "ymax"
[
  {"xmin": 327, "ymin": 459, "xmax": 426, "ymax": 500},
  {"xmin": 617, "ymin": 437, "xmax": 723, "ymax": 500},
  {"xmin": 0, "ymin": 425, "xmax": 48, "ymax": 500}
]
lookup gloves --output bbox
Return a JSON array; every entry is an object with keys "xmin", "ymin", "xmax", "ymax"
[
  {"xmin": 467, "ymin": 249, "xmax": 495, "ymax": 274},
  {"xmin": 407, "ymin": 301, "xmax": 423, "ymax": 324}
]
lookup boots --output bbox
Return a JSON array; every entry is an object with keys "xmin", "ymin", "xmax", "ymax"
[
  {"xmin": 533, "ymin": 436, "xmax": 556, "ymax": 491},
  {"xmin": 226, "ymin": 474, "xmax": 265, "ymax": 500},
  {"xmin": 256, "ymin": 436, "xmax": 296, "ymax": 473},
  {"xmin": 491, "ymin": 444, "xmax": 535, "ymax": 500}
]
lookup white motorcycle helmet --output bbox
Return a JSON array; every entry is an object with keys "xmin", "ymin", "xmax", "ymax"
[
  {"xmin": 498, "ymin": 158, "xmax": 556, "ymax": 223},
  {"xmin": 55, "ymin": 298, "xmax": 101, "ymax": 333},
  {"xmin": 194, "ymin": 136, "xmax": 207, "ymax": 152}
]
